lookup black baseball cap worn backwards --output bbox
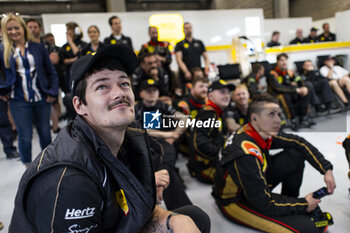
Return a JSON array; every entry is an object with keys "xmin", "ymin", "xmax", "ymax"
[
  {"xmin": 140, "ymin": 79, "xmax": 160, "ymax": 91},
  {"xmin": 208, "ymin": 79, "xmax": 236, "ymax": 93},
  {"xmin": 70, "ymin": 44, "xmax": 139, "ymax": 95}
]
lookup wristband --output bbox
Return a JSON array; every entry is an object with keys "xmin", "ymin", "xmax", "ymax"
[{"xmin": 166, "ymin": 212, "xmax": 179, "ymax": 233}]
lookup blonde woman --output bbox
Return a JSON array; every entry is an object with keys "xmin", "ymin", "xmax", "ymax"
[
  {"xmin": 0, "ymin": 13, "xmax": 58, "ymax": 166},
  {"xmin": 81, "ymin": 25, "xmax": 104, "ymax": 55}
]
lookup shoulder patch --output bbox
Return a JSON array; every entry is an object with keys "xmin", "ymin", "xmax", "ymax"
[
  {"xmin": 241, "ymin": 140, "xmax": 263, "ymax": 163},
  {"xmin": 203, "ymin": 105, "xmax": 215, "ymax": 111},
  {"xmin": 178, "ymin": 101, "xmax": 190, "ymax": 114}
]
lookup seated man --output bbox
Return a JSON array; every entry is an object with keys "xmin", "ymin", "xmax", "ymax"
[
  {"xmin": 318, "ymin": 23, "xmax": 336, "ymax": 42},
  {"xmin": 301, "ymin": 60, "xmax": 335, "ymax": 113},
  {"xmin": 268, "ymin": 53, "xmax": 311, "ymax": 130},
  {"xmin": 213, "ymin": 93, "xmax": 336, "ymax": 233},
  {"xmin": 134, "ymin": 79, "xmax": 193, "ymax": 210},
  {"xmin": 225, "ymin": 84, "xmax": 250, "ymax": 133},
  {"xmin": 290, "ymin": 28, "xmax": 305, "ymax": 45},
  {"xmin": 177, "ymin": 76, "xmax": 208, "ymax": 156},
  {"xmin": 242, "ymin": 63, "xmax": 265, "ymax": 97},
  {"xmin": 132, "ymin": 53, "xmax": 170, "ymax": 102},
  {"xmin": 320, "ymin": 56, "xmax": 350, "ymax": 103},
  {"xmin": 304, "ymin": 27, "xmax": 320, "ymax": 43},
  {"xmin": 266, "ymin": 31, "xmax": 281, "ymax": 47},
  {"xmin": 9, "ymin": 45, "xmax": 210, "ymax": 233},
  {"xmin": 188, "ymin": 80, "xmax": 234, "ymax": 184}
]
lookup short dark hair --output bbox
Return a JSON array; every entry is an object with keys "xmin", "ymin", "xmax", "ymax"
[
  {"xmin": 322, "ymin": 23, "xmax": 329, "ymax": 29},
  {"xmin": 252, "ymin": 63, "xmax": 263, "ymax": 73},
  {"xmin": 272, "ymin": 31, "xmax": 280, "ymax": 36},
  {"xmin": 247, "ymin": 93, "xmax": 279, "ymax": 122},
  {"xmin": 108, "ymin": 16, "xmax": 119, "ymax": 26},
  {"xmin": 192, "ymin": 76, "xmax": 208, "ymax": 86},
  {"xmin": 140, "ymin": 53, "xmax": 156, "ymax": 63},
  {"xmin": 43, "ymin": 33, "xmax": 54, "ymax": 39},
  {"xmin": 26, "ymin": 18, "xmax": 41, "ymax": 28},
  {"xmin": 277, "ymin": 53, "xmax": 288, "ymax": 61},
  {"xmin": 75, "ymin": 58, "xmax": 131, "ymax": 105}
]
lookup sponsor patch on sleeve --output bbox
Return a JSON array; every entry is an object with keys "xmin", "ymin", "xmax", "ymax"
[{"xmin": 241, "ymin": 140, "xmax": 263, "ymax": 163}]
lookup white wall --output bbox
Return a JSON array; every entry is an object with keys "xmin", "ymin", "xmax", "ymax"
[
  {"xmin": 42, "ymin": 9, "xmax": 264, "ymax": 67},
  {"xmin": 264, "ymin": 17, "xmax": 312, "ymax": 46},
  {"xmin": 335, "ymin": 9, "xmax": 350, "ymax": 41},
  {"xmin": 312, "ymin": 17, "xmax": 336, "ymax": 33}
]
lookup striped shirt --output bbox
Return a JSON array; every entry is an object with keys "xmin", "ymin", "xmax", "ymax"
[{"xmin": 11, "ymin": 42, "xmax": 42, "ymax": 102}]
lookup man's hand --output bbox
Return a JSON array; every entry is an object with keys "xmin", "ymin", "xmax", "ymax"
[
  {"xmin": 324, "ymin": 169, "xmax": 336, "ymax": 194},
  {"xmin": 46, "ymin": 96, "xmax": 56, "ymax": 103},
  {"xmin": 184, "ymin": 71, "xmax": 192, "ymax": 81},
  {"xmin": 49, "ymin": 52, "xmax": 60, "ymax": 65},
  {"xmin": 169, "ymin": 214, "xmax": 201, "ymax": 233},
  {"xmin": 296, "ymin": 86, "xmax": 308, "ymax": 96},
  {"xmin": 155, "ymin": 169, "xmax": 170, "ymax": 188},
  {"xmin": 305, "ymin": 193, "xmax": 321, "ymax": 212},
  {"xmin": 156, "ymin": 186, "xmax": 165, "ymax": 205},
  {"xmin": 0, "ymin": 94, "xmax": 9, "ymax": 102}
]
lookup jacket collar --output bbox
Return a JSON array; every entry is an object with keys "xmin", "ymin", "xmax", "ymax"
[
  {"xmin": 244, "ymin": 123, "xmax": 272, "ymax": 150},
  {"xmin": 206, "ymin": 100, "xmax": 223, "ymax": 116},
  {"xmin": 275, "ymin": 67, "xmax": 287, "ymax": 76},
  {"xmin": 189, "ymin": 94, "xmax": 205, "ymax": 108}
]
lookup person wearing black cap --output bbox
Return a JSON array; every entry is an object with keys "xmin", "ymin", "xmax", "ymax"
[
  {"xmin": 188, "ymin": 79, "xmax": 234, "ymax": 184},
  {"xmin": 9, "ymin": 45, "xmax": 210, "ymax": 233},
  {"xmin": 304, "ymin": 27, "xmax": 320, "ymax": 43}
]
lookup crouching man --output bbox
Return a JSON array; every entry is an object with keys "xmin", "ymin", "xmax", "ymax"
[
  {"xmin": 213, "ymin": 93, "xmax": 336, "ymax": 233},
  {"xmin": 9, "ymin": 45, "xmax": 210, "ymax": 233}
]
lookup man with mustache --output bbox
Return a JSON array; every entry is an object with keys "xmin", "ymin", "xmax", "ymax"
[{"xmin": 9, "ymin": 45, "xmax": 210, "ymax": 233}]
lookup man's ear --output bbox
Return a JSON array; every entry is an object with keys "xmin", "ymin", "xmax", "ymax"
[{"xmin": 72, "ymin": 96, "xmax": 87, "ymax": 116}]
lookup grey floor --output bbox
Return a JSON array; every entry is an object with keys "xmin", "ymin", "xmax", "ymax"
[{"xmin": 1, "ymin": 112, "xmax": 350, "ymax": 232}]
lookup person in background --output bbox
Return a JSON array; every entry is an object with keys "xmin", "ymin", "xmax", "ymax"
[
  {"xmin": 242, "ymin": 63, "xmax": 265, "ymax": 97},
  {"xmin": 43, "ymin": 33, "xmax": 65, "ymax": 133},
  {"xmin": 25, "ymin": 18, "xmax": 42, "ymax": 43},
  {"xmin": 318, "ymin": 23, "xmax": 336, "ymax": 42},
  {"xmin": 0, "ymin": 13, "xmax": 58, "ymax": 167},
  {"xmin": 290, "ymin": 28, "xmax": 305, "ymax": 45},
  {"xmin": 188, "ymin": 80, "xmax": 234, "ymax": 184},
  {"xmin": 301, "ymin": 60, "xmax": 335, "ymax": 113},
  {"xmin": 60, "ymin": 21, "xmax": 87, "ymax": 92},
  {"xmin": 103, "ymin": 15, "xmax": 133, "ymax": 50},
  {"xmin": 268, "ymin": 53, "xmax": 311, "ymax": 131},
  {"xmin": 175, "ymin": 22, "xmax": 209, "ymax": 94},
  {"xmin": 81, "ymin": 25, "xmax": 104, "ymax": 56},
  {"xmin": 225, "ymin": 84, "xmax": 250, "ymax": 133},
  {"xmin": 304, "ymin": 27, "xmax": 320, "ymax": 43},
  {"xmin": 266, "ymin": 31, "xmax": 281, "ymax": 47},
  {"xmin": 320, "ymin": 56, "xmax": 350, "ymax": 104},
  {"xmin": 132, "ymin": 53, "xmax": 171, "ymax": 102}
]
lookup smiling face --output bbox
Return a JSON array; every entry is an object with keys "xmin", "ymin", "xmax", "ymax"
[
  {"xmin": 233, "ymin": 86, "xmax": 249, "ymax": 107},
  {"xmin": 252, "ymin": 102, "xmax": 282, "ymax": 137},
  {"xmin": 191, "ymin": 81, "xmax": 208, "ymax": 100},
  {"xmin": 208, "ymin": 88, "xmax": 231, "ymax": 109},
  {"xmin": 88, "ymin": 26, "xmax": 100, "ymax": 43},
  {"xmin": 73, "ymin": 69, "xmax": 135, "ymax": 130},
  {"xmin": 6, "ymin": 19, "xmax": 25, "ymax": 44}
]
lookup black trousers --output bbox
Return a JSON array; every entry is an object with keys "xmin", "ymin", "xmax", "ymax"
[
  {"xmin": 0, "ymin": 100, "xmax": 16, "ymax": 155},
  {"xmin": 277, "ymin": 92, "xmax": 309, "ymax": 119},
  {"xmin": 174, "ymin": 205, "xmax": 211, "ymax": 233},
  {"xmin": 219, "ymin": 149, "xmax": 321, "ymax": 233},
  {"xmin": 267, "ymin": 148, "xmax": 305, "ymax": 197},
  {"xmin": 309, "ymin": 80, "xmax": 334, "ymax": 105}
]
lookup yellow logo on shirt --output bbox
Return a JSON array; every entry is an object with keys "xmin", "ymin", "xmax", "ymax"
[
  {"xmin": 86, "ymin": 51, "xmax": 91, "ymax": 55},
  {"xmin": 66, "ymin": 45, "xmax": 71, "ymax": 51},
  {"xmin": 116, "ymin": 189, "xmax": 129, "ymax": 216},
  {"xmin": 111, "ymin": 39, "xmax": 117, "ymax": 44},
  {"xmin": 184, "ymin": 43, "xmax": 189, "ymax": 48},
  {"xmin": 148, "ymin": 46, "xmax": 155, "ymax": 53}
]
